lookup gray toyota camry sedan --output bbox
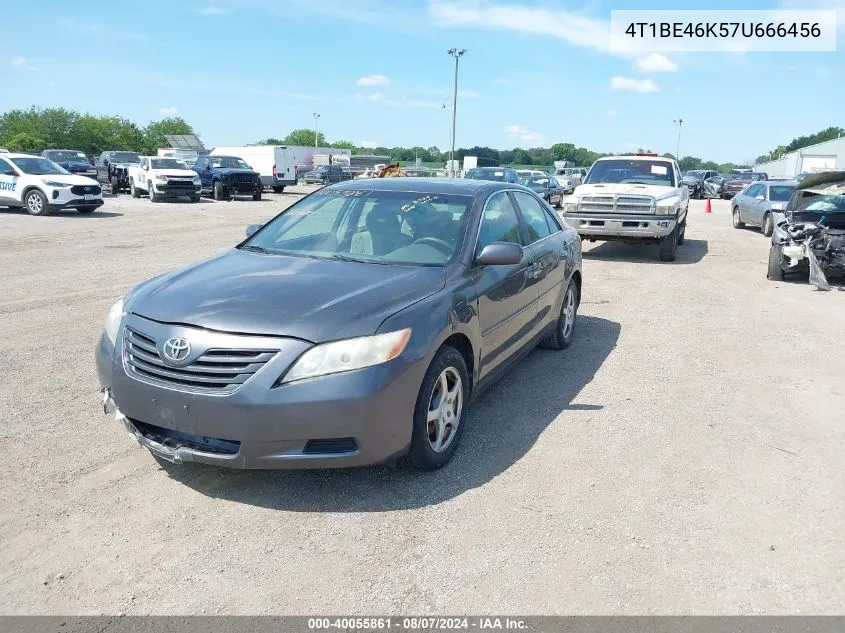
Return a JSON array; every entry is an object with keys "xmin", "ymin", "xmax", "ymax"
[{"xmin": 96, "ymin": 178, "xmax": 583, "ymax": 470}]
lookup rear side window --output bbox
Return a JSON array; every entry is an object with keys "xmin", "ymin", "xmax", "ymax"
[{"xmin": 511, "ymin": 191, "xmax": 553, "ymax": 243}]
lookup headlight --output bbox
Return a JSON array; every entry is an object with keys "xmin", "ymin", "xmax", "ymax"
[
  {"xmin": 105, "ymin": 298, "xmax": 125, "ymax": 345},
  {"xmin": 562, "ymin": 199, "xmax": 579, "ymax": 213},
  {"xmin": 192, "ymin": 176, "xmax": 201, "ymax": 184},
  {"xmin": 155, "ymin": 175, "xmax": 168, "ymax": 183},
  {"xmin": 655, "ymin": 197, "xmax": 680, "ymax": 215},
  {"xmin": 280, "ymin": 328, "xmax": 412, "ymax": 384},
  {"xmin": 42, "ymin": 180, "xmax": 71, "ymax": 188}
]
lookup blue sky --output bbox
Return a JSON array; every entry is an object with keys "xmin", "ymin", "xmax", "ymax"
[{"xmin": 2, "ymin": 0, "xmax": 843, "ymax": 163}]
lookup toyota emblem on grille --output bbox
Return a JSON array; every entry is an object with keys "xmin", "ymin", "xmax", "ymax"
[{"xmin": 162, "ymin": 337, "xmax": 191, "ymax": 363}]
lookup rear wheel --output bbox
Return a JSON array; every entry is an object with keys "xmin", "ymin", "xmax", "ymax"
[
  {"xmin": 732, "ymin": 207, "xmax": 744, "ymax": 228},
  {"xmin": 24, "ymin": 189, "xmax": 50, "ymax": 216},
  {"xmin": 767, "ymin": 244, "xmax": 785, "ymax": 280},
  {"xmin": 540, "ymin": 279, "xmax": 579, "ymax": 350},
  {"xmin": 762, "ymin": 212, "xmax": 773, "ymax": 237},
  {"xmin": 404, "ymin": 346, "xmax": 469, "ymax": 471}
]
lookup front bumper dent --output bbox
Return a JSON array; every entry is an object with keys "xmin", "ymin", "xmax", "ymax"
[{"xmin": 563, "ymin": 213, "xmax": 678, "ymax": 239}]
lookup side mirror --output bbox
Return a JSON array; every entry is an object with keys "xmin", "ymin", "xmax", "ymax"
[
  {"xmin": 476, "ymin": 242, "xmax": 523, "ymax": 266},
  {"xmin": 245, "ymin": 223, "xmax": 262, "ymax": 238},
  {"xmin": 755, "ymin": 195, "xmax": 765, "ymax": 200}
]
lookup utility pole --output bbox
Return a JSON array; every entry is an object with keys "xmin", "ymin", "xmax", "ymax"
[
  {"xmin": 673, "ymin": 118, "xmax": 683, "ymax": 161},
  {"xmin": 447, "ymin": 48, "xmax": 466, "ymax": 177},
  {"xmin": 313, "ymin": 112, "xmax": 320, "ymax": 148}
]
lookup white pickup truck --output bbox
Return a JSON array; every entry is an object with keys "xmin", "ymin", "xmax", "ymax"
[
  {"xmin": 561, "ymin": 154, "xmax": 689, "ymax": 261},
  {"xmin": 127, "ymin": 156, "xmax": 202, "ymax": 202}
]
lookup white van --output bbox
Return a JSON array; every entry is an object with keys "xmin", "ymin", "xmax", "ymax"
[{"xmin": 210, "ymin": 145, "xmax": 297, "ymax": 192}]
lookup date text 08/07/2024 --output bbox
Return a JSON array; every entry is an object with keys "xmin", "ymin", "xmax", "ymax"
[{"xmin": 307, "ymin": 617, "xmax": 529, "ymax": 630}]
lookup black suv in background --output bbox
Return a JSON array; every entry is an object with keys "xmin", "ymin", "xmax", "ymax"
[
  {"xmin": 303, "ymin": 164, "xmax": 351, "ymax": 185},
  {"xmin": 96, "ymin": 151, "xmax": 142, "ymax": 194}
]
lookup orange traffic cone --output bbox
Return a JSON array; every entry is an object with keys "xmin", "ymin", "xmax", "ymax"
[{"xmin": 705, "ymin": 197, "xmax": 712, "ymax": 214}]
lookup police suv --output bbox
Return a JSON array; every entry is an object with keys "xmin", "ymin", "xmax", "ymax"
[{"xmin": 0, "ymin": 152, "xmax": 104, "ymax": 216}]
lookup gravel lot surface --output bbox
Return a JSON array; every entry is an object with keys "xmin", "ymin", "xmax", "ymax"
[{"xmin": 1, "ymin": 191, "xmax": 843, "ymax": 615}]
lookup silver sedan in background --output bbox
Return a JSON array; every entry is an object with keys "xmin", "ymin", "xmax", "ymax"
[{"xmin": 732, "ymin": 179, "xmax": 797, "ymax": 236}]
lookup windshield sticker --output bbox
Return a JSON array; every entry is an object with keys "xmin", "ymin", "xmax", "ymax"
[
  {"xmin": 401, "ymin": 195, "xmax": 438, "ymax": 212},
  {"xmin": 651, "ymin": 165, "xmax": 668, "ymax": 176},
  {"xmin": 494, "ymin": 171, "xmax": 504, "ymax": 176},
  {"xmin": 313, "ymin": 189, "xmax": 371, "ymax": 197}
]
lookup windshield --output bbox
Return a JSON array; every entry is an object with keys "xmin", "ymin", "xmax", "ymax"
[
  {"xmin": 795, "ymin": 193, "xmax": 845, "ymax": 214},
  {"xmin": 241, "ymin": 189, "xmax": 472, "ymax": 266},
  {"xmin": 465, "ymin": 168, "xmax": 506, "ymax": 182},
  {"xmin": 686, "ymin": 170, "xmax": 706, "ymax": 178},
  {"xmin": 212, "ymin": 156, "xmax": 251, "ymax": 169},
  {"xmin": 769, "ymin": 186, "xmax": 794, "ymax": 202},
  {"xmin": 112, "ymin": 152, "xmax": 141, "ymax": 163},
  {"xmin": 521, "ymin": 177, "xmax": 549, "ymax": 189},
  {"xmin": 10, "ymin": 157, "xmax": 69, "ymax": 176},
  {"xmin": 151, "ymin": 158, "xmax": 189, "ymax": 170},
  {"xmin": 584, "ymin": 159, "xmax": 676, "ymax": 187},
  {"xmin": 45, "ymin": 151, "xmax": 89, "ymax": 164}
]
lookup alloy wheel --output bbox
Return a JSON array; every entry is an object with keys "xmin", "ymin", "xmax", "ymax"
[{"xmin": 426, "ymin": 367, "xmax": 463, "ymax": 453}]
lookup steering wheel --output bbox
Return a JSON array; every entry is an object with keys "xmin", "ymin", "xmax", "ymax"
[{"xmin": 413, "ymin": 237, "xmax": 452, "ymax": 254}]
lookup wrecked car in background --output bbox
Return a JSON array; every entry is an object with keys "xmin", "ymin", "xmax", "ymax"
[{"xmin": 767, "ymin": 171, "xmax": 845, "ymax": 290}]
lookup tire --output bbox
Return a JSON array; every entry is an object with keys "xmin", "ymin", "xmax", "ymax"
[
  {"xmin": 213, "ymin": 181, "xmax": 225, "ymax": 201},
  {"xmin": 555, "ymin": 195, "xmax": 563, "ymax": 209},
  {"xmin": 272, "ymin": 186, "xmax": 284, "ymax": 193},
  {"xmin": 110, "ymin": 176, "xmax": 121, "ymax": 194},
  {"xmin": 148, "ymin": 182, "xmax": 158, "ymax": 203},
  {"xmin": 24, "ymin": 189, "xmax": 50, "ymax": 216},
  {"xmin": 130, "ymin": 179, "xmax": 140, "ymax": 198},
  {"xmin": 659, "ymin": 224, "xmax": 679, "ymax": 262},
  {"xmin": 190, "ymin": 194, "xmax": 201, "ymax": 203},
  {"xmin": 732, "ymin": 207, "xmax": 745, "ymax": 229},
  {"xmin": 762, "ymin": 212, "xmax": 773, "ymax": 237},
  {"xmin": 76, "ymin": 206, "xmax": 96, "ymax": 214},
  {"xmin": 404, "ymin": 346, "xmax": 469, "ymax": 471},
  {"xmin": 252, "ymin": 190, "xmax": 262, "ymax": 201},
  {"xmin": 540, "ymin": 278, "xmax": 579, "ymax": 350},
  {"xmin": 767, "ymin": 244, "xmax": 785, "ymax": 281},
  {"xmin": 677, "ymin": 217, "xmax": 687, "ymax": 246}
]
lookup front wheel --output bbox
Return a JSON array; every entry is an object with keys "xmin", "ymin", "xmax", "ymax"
[
  {"xmin": 190, "ymin": 194, "xmax": 201, "ymax": 203},
  {"xmin": 130, "ymin": 179, "xmax": 140, "ymax": 198},
  {"xmin": 272, "ymin": 186, "xmax": 284, "ymax": 193},
  {"xmin": 252, "ymin": 190, "xmax": 262, "ymax": 201},
  {"xmin": 659, "ymin": 225, "xmax": 679, "ymax": 261},
  {"xmin": 767, "ymin": 244, "xmax": 785, "ymax": 280},
  {"xmin": 762, "ymin": 212, "xmax": 773, "ymax": 237},
  {"xmin": 213, "ymin": 181, "xmax": 225, "ymax": 201},
  {"xmin": 148, "ymin": 182, "xmax": 158, "ymax": 203},
  {"xmin": 732, "ymin": 207, "xmax": 745, "ymax": 229},
  {"xmin": 404, "ymin": 346, "xmax": 469, "ymax": 471},
  {"xmin": 110, "ymin": 176, "xmax": 121, "ymax": 194},
  {"xmin": 540, "ymin": 278, "xmax": 579, "ymax": 350},
  {"xmin": 677, "ymin": 217, "xmax": 687, "ymax": 246},
  {"xmin": 24, "ymin": 189, "xmax": 50, "ymax": 216}
]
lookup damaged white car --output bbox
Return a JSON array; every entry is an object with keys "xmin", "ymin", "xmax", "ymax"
[{"xmin": 767, "ymin": 171, "xmax": 845, "ymax": 290}]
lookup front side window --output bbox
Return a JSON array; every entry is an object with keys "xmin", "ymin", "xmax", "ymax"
[
  {"xmin": 477, "ymin": 191, "xmax": 523, "ymax": 251},
  {"xmin": 242, "ymin": 189, "xmax": 472, "ymax": 266},
  {"xmin": 511, "ymin": 191, "xmax": 553, "ymax": 243}
]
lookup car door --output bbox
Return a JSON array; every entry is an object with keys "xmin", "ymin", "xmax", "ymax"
[
  {"xmin": 472, "ymin": 190, "xmax": 539, "ymax": 379},
  {"xmin": 195, "ymin": 156, "xmax": 211, "ymax": 189},
  {"xmin": 96, "ymin": 153, "xmax": 108, "ymax": 183},
  {"xmin": 510, "ymin": 190, "xmax": 566, "ymax": 326},
  {"xmin": 740, "ymin": 184, "xmax": 760, "ymax": 222},
  {"xmin": 0, "ymin": 156, "xmax": 22, "ymax": 206}
]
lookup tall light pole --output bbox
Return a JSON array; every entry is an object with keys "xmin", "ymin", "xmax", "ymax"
[
  {"xmin": 313, "ymin": 112, "xmax": 320, "ymax": 148},
  {"xmin": 673, "ymin": 118, "xmax": 683, "ymax": 161},
  {"xmin": 447, "ymin": 48, "xmax": 466, "ymax": 177}
]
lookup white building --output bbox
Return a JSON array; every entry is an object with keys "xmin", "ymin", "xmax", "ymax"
[{"xmin": 754, "ymin": 135, "xmax": 845, "ymax": 178}]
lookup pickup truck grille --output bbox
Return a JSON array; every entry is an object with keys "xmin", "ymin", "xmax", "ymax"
[
  {"xmin": 579, "ymin": 195, "xmax": 654, "ymax": 213},
  {"xmin": 123, "ymin": 327, "xmax": 277, "ymax": 394},
  {"xmin": 163, "ymin": 178, "xmax": 196, "ymax": 191},
  {"xmin": 232, "ymin": 174, "xmax": 255, "ymax": 184}
]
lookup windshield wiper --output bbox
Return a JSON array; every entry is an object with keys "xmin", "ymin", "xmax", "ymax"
[
  {"xmin": 240, "ymin": 244, "xmax": 274, "ymax": 254},
  {"xmin": 331, "ymin": 254, "xmax": 393, "ymax": 265}
]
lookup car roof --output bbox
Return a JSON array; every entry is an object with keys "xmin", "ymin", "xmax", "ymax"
[
  {"xmin": 796, "ymin": 170, "xmax": 845, "ymax": 191},
  {"xmin": 0, "ymin": 152, "xmax": 42, "ymax": 159},
  {"xmin": 329, "ymin": 177, "xmax": 511, "ymax": 195},
  {"xmin": 597, "ymin": 155, "xmax": 674, "ymax": 162},
  {"xmin": 763, "ymin": 180, "xmax": 797, "ymax": 186}
]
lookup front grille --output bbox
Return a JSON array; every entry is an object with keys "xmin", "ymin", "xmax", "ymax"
[
  {"xmin": 233, "ymin": 174, "xmax": 255, "ymax": 184},
  {"xmin": 579, "ymin": 194, "xmax": 654, "ymax": 213},
  {"xmin": 71, "ymin": 184, "xmax": 102, "ymax": 195},
  {"xmin": 163, "ymin": 179, "xmax": 196, "ymax": 190},
  {"xmin": 123, "ymin": 327, "xmax": 277, "ymax": 394}
]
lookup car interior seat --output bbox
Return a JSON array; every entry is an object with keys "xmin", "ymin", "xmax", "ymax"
[{"xmin": 350, "ymin": 203, "xmax": 413, "ymax": 256}]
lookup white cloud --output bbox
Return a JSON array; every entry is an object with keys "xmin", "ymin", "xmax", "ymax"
[
  {"xmin": 430, "ymin": 1, "xmax": 614, "ymax": 55},
  {"xmin": 356, "ymin": 74, "xmax": 390, "ymax": 86},
  {"xmin": 610, "ymin": 76, "xmax": 660, "ymax": 93},
  {"xmin": 505, "ymin": 124, "xmax": 543, "ymax": 145},
  {"xmin": 360, "ymin": 141, "xmax": 378, "ymax": 149},
  {"xmin": 159, "ymin": 107, "xmax": 178, "ymax": 116},
  {"xmin": 198, "ymin": 6, "xmax": 228, "ymax": 14},
  {"xmin": 607, "ymin": 109, "xmax": 618, "ymax": 117},
  {"xmin": 11, "ymin": 56, "xmax": 26, "ymax": 67},
  {"xmin": 634, "ymin": 53, "xmax": 678, "ymax": 73},
  {"xmin": 458, "ymin": 89, "xmax": 480, "ymax": 98}
]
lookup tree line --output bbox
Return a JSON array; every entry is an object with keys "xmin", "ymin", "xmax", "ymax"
[{"xmin": 2, "ymin": 108, "xmax": 839, "ymax": 172}]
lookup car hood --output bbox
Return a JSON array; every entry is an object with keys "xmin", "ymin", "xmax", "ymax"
[
  {"xmin": 43, "ymin": 174, "xmax": 100, "ymax": 186},
  {"xmin": 58, "ymin": 162, "xmax": 95, "ymax": 171},
  {"xmin": 573, "ymin": 182, "xmax": 678, "ymax": 200},
  {"xmin": 157, "ymin": 169, "xmax": 198, "ymax": 178},
  {"xmin": 215, "ymin": 168, "xmax": 257, "ymax": 176},
  {"xmin": 126, "ymin": 249, "xmax": 447, "ymax": 342}
]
